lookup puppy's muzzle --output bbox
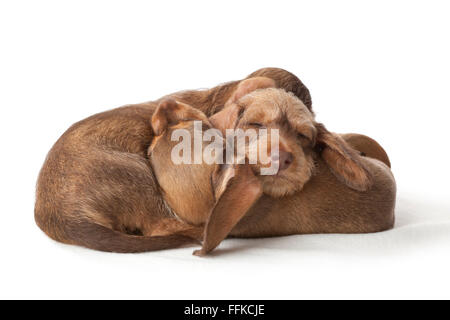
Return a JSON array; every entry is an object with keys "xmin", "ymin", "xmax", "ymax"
[{"xmin": 273, "ymin": 150, "xmax": 293, "ymax": 171}]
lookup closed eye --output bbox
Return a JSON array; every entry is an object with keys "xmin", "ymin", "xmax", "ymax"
[
  {"xmin": 248, "ymin": 122, "xmax": 264, "ymax": 128},
  {"xmin": 297, "ymin": 132, "xmax": 313, "ymax": 146}
]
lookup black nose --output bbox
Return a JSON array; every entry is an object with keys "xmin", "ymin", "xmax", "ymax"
[{"xmin": 279, "ymin": 151, "xmax": 293, "ymax": 171}]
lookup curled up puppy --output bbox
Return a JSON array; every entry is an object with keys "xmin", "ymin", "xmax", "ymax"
[{"xmin": 149, "ymin": 78, "xmax": 396, "ymax": 256}]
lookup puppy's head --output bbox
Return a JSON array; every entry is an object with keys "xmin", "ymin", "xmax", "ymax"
[
  {"xmin": 210, "ymin": 84, "xmax": 373, "ymax": 197},
  {"xmin": 149, "ymin": 99, "xmax": 217, "ymax": 226}
]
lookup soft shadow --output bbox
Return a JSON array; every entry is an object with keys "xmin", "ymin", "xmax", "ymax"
[{"xmin": 207, "ymin": 194, "xmax": 450, "ymax": 257}]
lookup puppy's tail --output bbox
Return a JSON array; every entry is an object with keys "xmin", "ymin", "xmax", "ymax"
[
  {"xmin": 37, "ymin": 215, "xmax": 199, "ymax": 253},
  {"xmin": 70, "ymin": 221, "xmax": 199, "ymax": 253}
]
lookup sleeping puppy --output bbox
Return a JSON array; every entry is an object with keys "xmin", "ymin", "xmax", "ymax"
[{"xmin": 149, "ymin": 79, "xmax": 396, "ymax": 256}]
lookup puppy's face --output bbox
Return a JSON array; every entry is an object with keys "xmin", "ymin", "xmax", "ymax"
[{"xmin": 213, "ymin": 88, "xmax": 317, "ymax": 198}]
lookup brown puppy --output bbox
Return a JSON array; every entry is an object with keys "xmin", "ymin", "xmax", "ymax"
[
  {"xmin": 149, "ymin": 86, "xmax": 396, "ymax": 256},
  {"xmin": 34, "ymin": 68, "xmax": 312, "ymax": 252}
]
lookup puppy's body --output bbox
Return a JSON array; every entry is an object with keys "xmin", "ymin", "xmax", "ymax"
[{"xmin": 35, "ymin": 68, "xmax": 311, "ymax": 252}]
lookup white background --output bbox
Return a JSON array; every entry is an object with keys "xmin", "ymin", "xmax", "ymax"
[{"xmin": 1, "ymin": 0, "xmax": 449, "ymax": 299}]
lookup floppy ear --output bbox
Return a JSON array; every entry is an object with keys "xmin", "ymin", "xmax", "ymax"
[
  {"xmin": 316, "ymin": 123, "xmax": 373, "ymax": 191},
  {"xmin": 193, "ymin": 163, "xmax": 262, "ymax": 256},
  {"xmin": 151, "ymin": 98, "xmax": 210, "ymax": 135},
  {"xmin": 208, "ymin": 76, "xmax": 276, "ymax": 134}
]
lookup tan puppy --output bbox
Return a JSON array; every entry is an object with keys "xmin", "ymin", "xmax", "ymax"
[
  {"xmin": 34, "ymin": 68, "xmax": 312, "ymax": 252},
  {"xmin": 149, "ymin": 84, "xmax": 396, "ymax": 256}
]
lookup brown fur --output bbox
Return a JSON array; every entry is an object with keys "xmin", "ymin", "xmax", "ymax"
[
  {"xmin": 35, "ymin": 68, "xmax": 312, "ymax": 252},
  {"xmin": 149, "ymin": 86, "xmax": 396, "ymax": 255}
]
